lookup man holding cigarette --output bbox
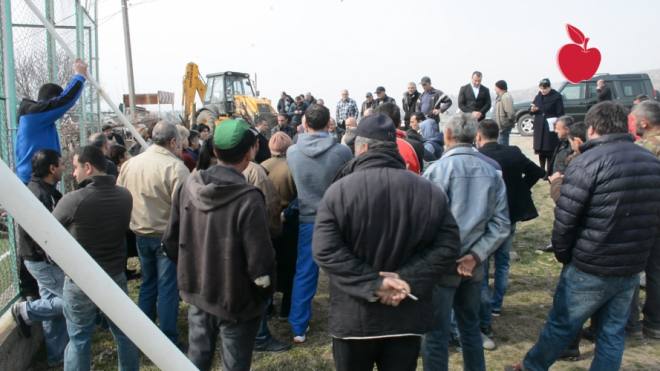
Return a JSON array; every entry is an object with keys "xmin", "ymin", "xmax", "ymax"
[{"xmin": 313, "ymin": 114, "xmax": 461, "ymax": 371}]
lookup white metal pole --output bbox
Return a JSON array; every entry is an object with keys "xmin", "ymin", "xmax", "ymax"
[
  {"xmin": 0, "ymin": 159, "xmax": 196, "ymax": 370},
  {"xmin": 23, "ymin": 0, "xmax": 148, "ymax": 149}
]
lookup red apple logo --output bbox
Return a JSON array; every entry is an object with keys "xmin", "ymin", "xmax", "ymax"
[{"xmin": 557, "ymin": 24, "xmax": 601, "ymax": 83}]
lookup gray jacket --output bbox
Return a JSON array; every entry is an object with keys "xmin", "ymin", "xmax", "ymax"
[
  {"xmin": 495, "ymin": 91, "xmax": 516, "ymax": 131},
  {"xmin": 423, "ymin": 146, "xmax": 510, "ymax": 264},
  {"xmin": 287, "ymin": 133, "xmax": 353, "ymax": 223}
]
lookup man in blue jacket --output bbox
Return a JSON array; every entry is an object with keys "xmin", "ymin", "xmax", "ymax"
[{"xmin": 15, "ymin": 58, "xmax": 87, "ymax": 184}]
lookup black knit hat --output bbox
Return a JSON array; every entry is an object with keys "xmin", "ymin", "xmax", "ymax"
[{"xmin": 355, "ymin": 114, "xmax": 396, "ymax": 142}]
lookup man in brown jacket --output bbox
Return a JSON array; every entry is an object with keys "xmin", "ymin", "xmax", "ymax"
[
  {"xmin": 163, "ymin": 120, "xmax": 277, "ymax": 371},
  {"xmin": 494, "ymin": 80, "xmax": 516, "ymax": 146}
]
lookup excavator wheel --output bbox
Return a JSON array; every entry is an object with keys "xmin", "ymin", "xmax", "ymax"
[{"xmin": 196, "ymin": 110, "xmax": 218, "ymax": 129}]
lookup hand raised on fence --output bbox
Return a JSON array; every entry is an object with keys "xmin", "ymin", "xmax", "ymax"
[{"xmin": 73, "ymin": 58, "xmax": 88, "ymax": 77}]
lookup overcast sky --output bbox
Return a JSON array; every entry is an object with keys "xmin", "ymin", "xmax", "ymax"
[{"xmin": 95, "ymin": 0, "xmax": 660, "ymax": 115}]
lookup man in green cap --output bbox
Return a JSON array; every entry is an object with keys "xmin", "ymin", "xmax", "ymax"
[{"xmin": 163, "ymin": 120, "xmax": 277, "ymax": 371}]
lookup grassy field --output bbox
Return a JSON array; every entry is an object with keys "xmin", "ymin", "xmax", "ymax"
[{"xmin": 28, "ymin": 137, "xmax": 660, "ymax": 370}]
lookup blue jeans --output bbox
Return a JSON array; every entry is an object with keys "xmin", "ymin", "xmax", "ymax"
[
  {"xmin": 479, "ymin": 223, "xmax": 516, "ymax": 328},
  {"xmin": 498, "ymin": 127, "xmax": 512, "ymax": 146},
  {"xmin": 422, "ymin": 266, "xmax": 486, "ymax": 371},
  {"xmin": 255, "ymin": 298, "xmax": 273, "ymax": 347},
  {"xmin": 63, "ymin": 274, "xmax": 139, "ymax": 371},
  {"xmin": 136, "ymin": 236, "xmax": 179, "ymax": 345},
  {"xmin": 24, "ymin": 260, "xmax": 68, "ymax": 365},
  {"xmin": 523, "ymin": 264, "xmax": 639, "ymax": 371},
  {"xmin": 289, "ymin": 223, "xmax": 318, "ymax": 335}
]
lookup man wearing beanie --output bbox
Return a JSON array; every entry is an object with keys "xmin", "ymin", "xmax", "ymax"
[
  {"xmin": 313, "ymin": 114, "xmax": 461, "ymax": 370},
  {"xmin": 163, "ymin": 120, "xmax": 277, "ymax": 371},
  {"xmin": 286, "ymin": 104, "xmax": 352, "ymax": 343},
  {"xmin": 494, "ymin": 80, "xmax": 516, "ymax": 146}
]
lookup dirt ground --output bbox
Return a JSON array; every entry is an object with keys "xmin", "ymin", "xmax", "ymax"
[{"xmin": 29, "ymin": 135, "xmax": 660, "ymax": 371}]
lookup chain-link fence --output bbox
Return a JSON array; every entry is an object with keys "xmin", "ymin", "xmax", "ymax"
[{"xmin": 0, "ymin": 0, "xmax": 99, "ymax": 316}]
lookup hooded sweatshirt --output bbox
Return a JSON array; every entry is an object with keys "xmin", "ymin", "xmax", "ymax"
[
  {"xmin": 162, "ymin": 165, "xmax": 276, "ymax": 322},
  {"xmin": 420, "ymin": 119, "xmax": 445, "ymax": 158},
  {"xmin": 287, "ymin": 133, "xmax": 353, "ymax": 223}
]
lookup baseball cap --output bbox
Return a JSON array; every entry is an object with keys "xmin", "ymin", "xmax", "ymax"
[
  {"xmin": 213, "ymin": 119, "xmax": 251, "ymax": 149},
  {"xmin": 366, "ymin": 92, "xmax": 373, "ymax": 97},
  {"xmin": 355, "ymin": 114, "xmax": 396, "ymax": 142},
  {"xmin": 375, "ymin": 86, "xmax": 385, "ymax": 93},
  {"xmin": 420, "ymin": 76, "xmax": 431, "ymax": 85}
]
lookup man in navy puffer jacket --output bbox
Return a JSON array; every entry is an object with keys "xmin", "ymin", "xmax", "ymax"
[{"xmin": 508, "ymin": 101, "xmax": 660, "ymax": 371}]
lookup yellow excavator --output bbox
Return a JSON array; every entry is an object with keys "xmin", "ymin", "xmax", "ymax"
[{"xmin": 181, "ymin": 62, "xmax": 278, "ymax": 134}]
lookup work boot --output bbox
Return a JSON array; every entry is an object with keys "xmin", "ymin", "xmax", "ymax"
[
  {"xmin": 643, "ymin": 326, "xmax": 660, "ymax": 339},
  {"xmin": 581, "ymin": 326, "xmax": 596, "ymax": 343}
]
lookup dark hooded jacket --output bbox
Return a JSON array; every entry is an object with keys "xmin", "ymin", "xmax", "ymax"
[
  {"xmin": 313, "ymin": 149, "xmax": 461, "ymax": 338},
  {"xmin": 162, "ymin": 165, "xmax": 276, "ymax": 322},
  {"xmin": 19, "ymin": 175, "xmax": 63, "ymax": 262},
  {"xmin": 553, "ymin": 133, "xmax": 660, "ymax": 276},
  {"xmin": 530, "ymin": 89, "xmax": 564, "ymax": 152}
]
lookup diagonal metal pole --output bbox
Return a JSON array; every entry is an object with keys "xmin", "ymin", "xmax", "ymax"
[{"xmin": 23, "ymin": 0, "xmax": 148, "ymax": 148}]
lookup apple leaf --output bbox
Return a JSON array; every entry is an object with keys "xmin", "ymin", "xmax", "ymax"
[{"xmin": 566, "ymin": 24, "xmax": 585, "ymax": 45}]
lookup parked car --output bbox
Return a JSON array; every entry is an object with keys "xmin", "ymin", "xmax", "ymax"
[{"xmin": 512, "ymin": 73, "xmax": 658, "ymax": 136}]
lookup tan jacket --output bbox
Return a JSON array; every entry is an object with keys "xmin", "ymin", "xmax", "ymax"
[
  {"xmin": 243, "ymin": 161, "xmax": 282, "ymax": 239},
  {"xmin": 495, "ymin": 91, "xmax": 516, "ymax": 131},
  {"xmin": 117, "ymin": 144, "xmax": 190, "ymax": 237},
  {"xmin": 261, "ymin": 156, "xmax": 297, "ymax": 210}
]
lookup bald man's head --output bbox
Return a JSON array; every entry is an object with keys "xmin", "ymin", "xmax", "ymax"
[{"xmin": 345, "ymin": 117, "xmax": 358, "ymax": 129}]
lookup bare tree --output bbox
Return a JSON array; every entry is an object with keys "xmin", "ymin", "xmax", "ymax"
[{"xmin": 14, "ymin": 50, "xmax": 74, "ymax": 100}]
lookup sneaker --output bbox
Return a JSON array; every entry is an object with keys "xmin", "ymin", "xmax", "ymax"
[
  {"xmin": 559, "ymin": 346, "xmax": 580, "ymax": 361},
  {"xmin": 504, "ymin": 364, "xmax": 525, "ymax": 371},
  {"xmin": 253, "ymin": 338, "xmax": 291, "ymax": 354},
  {"xmin": 536, "ymin": 244, "xmax": 554, "ymax": 252},
  {"xmin": 491, "ymin": 309, "xmax": 501, "ymax": 317},
  {"xmin": 448, "ymin": 333, "xmax": 462, "ymax": 352},
  {"xmin": 481, "ymin": 326, "xmax": 494, "ymax": 338},
  {"xmin": 481, "ymin": 332, "xmax": 496, "ymax": 350},
  {"xmin": 11, "ymin": 303, "xmax": 31, "ymax": 339},
  {"xmin": 581, "ymin": 327, "xmax": 596, "ymax": 343},
  {"xmin": 643, "ymin": 326, "xmax": 660, "ymax": 339},
  {"xmin": 293, "ymin": 326, "xmax": 309, "ymax": 343}
]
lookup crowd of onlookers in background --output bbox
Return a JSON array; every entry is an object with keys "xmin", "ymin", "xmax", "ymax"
[{"xmin": 6, "ymin": 58, "xmax": 660, "ymax": 371}]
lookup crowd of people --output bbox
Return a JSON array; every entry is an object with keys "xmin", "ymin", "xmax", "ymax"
[{"xmin": 6, "ymin": 57, "xmax": 660, "ymax": 371}]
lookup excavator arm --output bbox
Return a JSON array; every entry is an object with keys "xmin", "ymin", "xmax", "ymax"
[{"xmin": 181, "ymin": 62, "xmax": 207, "ymax": 126}]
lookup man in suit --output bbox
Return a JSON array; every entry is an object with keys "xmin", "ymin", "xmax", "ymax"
[
  {"xmin": 475, "ymin": 119, "xmax": 545, "ymax": 347},
  {"xmin": 458, "ymin": 71, "xmax": 491, "ymax": 122}
]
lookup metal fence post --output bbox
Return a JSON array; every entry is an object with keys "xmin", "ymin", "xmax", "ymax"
[
  {"xmin": 75, "ymin": 0, "xmax": 87, "ymax": 145},
  {"xmin": 0, "ymin": 0, "xmax": 21, "ymax": 307}
]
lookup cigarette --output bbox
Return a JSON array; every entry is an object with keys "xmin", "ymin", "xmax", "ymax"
[{"xmin": 401, "ymin": 289, "xmax": 418, "ymax": 301}]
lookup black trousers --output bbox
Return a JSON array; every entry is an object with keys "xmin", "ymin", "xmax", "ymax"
[{"xmin": 332, "ymin": 336, "xmax": 421, "ymax": 371}]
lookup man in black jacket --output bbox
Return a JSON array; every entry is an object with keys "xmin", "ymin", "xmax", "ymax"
[
  {"xmin": 53, "ymin": 145, "xmax": 138, "ymax": 370},
  {"xmin": 458, "ymin": 71, "xmax": 491, "ymax": 122},
  {"xmin": 313, "ymin": 114, "xmax": 461, "ymax": 371},
  {"xmin": 277, "ymin": 92, "xmax": 294, "ymax": 118},
  {"xmin": 597, "ymin": 79, "xmax": 612, "ymax": 102},
  {"xmin": 360, "ymin": 92, "xmax": 377, "ymax": 120},
  {"xmin": 402, "ymin": 83, "xmax": 421, "ymax": 129},
  {"xmin": 163, "ymin": 121, "xmax": 276, "ymax": 371},
  {"xmin": 374, "ymin": 86, "xmax": 397, "ymax": 108},
  {"xmin": 416, "ymin": 76, "xmax": 452, "ymax": 124},
  {"xmin": 89, "ymin": 133, "xmax": 119, "ymax": 178},
  {"xmin": 476, "ymin": 120, "xmax": 544, "ymax": 343},
  {"xmin": 11, "ymin": 150, "xmax": 68, "ymax": 367},
  {"xmin": 547, "ymin": 116, "xmax": 574, "ymax": 177},
  {"xmin": 506, "ymin": 101, "xmax": 660, "ymax": 371},
  {"xmin": 254, "ymin": 117, "xmax": 272, "ymax": 164}
]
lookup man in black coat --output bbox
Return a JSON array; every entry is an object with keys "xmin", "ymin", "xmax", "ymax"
[
  {"xmin": 548, "ymin": 116, "xmax": 574, "ymax": 176},
  {"xmin": 254, "ymin": 117, "xmax": 272, "ymax": 164},
  {"xmin": 476, "ymin": 119, "xmax": 544, "ymax": 339},
  {"xmin": 313, "ymin": 114, "xmax": 461, "ymax": 371},
  {"xmin": 458, "ymin": 71, "xmax": 491, "ymax": 122},
  {"xmin": 507, "ymin": 101, "xmax": 660, "ymax": 371},
  {"xmin": 402, "ymin": 83, "xmax": 421, "ymax": 129},
  {"xmin": 277, "ymin": 92, "xmax": 294, "ymax": 123},
  {"xmin": 597, "ymin": 79, "xmax": 612, "ymax": 102}
]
